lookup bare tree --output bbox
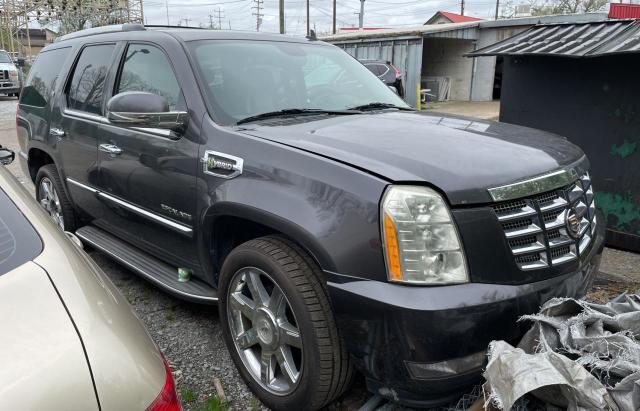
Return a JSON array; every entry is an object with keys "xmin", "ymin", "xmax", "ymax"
[{"xmin": 528, "ymin": 0, "xmax": 608, "ymax": 16}]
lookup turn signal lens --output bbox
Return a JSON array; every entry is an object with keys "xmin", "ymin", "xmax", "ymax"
[
  {"xmin": 381, "ymin": 186, "xmax": 468, "ymax": 285},
  {"xmin": 383, "ymin": 213, "xmax": 402, "ymax": 281}
]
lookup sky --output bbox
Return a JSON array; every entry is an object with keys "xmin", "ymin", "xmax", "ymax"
[{"xmin": 140, "ymin": 0, "xmax": 500, "ymax": 35}]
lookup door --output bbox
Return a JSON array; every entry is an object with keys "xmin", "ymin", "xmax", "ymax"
[
  {"xmin": 96, "ymin": 42, "xmax": 200, "ymax": 270},
  {"xmin": 58, "ymin": 43, "xmax": 117, "ymax": 218}
]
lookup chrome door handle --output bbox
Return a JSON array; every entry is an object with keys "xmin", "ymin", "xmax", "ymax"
[
  {"xmin": 50, "ymin": 128, "xmax": 65, "ymax": 137},
  {"xmin": 99, "ymin": 143, "xmax": 123, "ymax": 155}
]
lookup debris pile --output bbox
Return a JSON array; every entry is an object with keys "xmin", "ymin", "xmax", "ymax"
[{"xmin": 484, "ymin": 293, "xmax": 640, "ymax": 411}]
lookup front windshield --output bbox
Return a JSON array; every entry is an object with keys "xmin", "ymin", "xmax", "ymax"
[
  {"xmin": 189, "ymin": 40, "xmax": 409, "ymax": 125},
  {"xmin": 0, "ymin": 51, "xmax": 12, "ymax": 64}
]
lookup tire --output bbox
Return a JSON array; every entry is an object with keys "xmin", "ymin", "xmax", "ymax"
[
  {"xmin": 219, "ymin": 236, "xmax": 353, "ymax": 411},
  {"xmin": 35, "ymin": 164, "xmax": 78, "ymax": 232}
]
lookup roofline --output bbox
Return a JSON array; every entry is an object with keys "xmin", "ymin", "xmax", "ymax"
[
  {"xmin": 320, "ymin": 21, "xmax": 480, "ymax": 42},
  {"xmin": 478, "ymin": 12, "xmax": 609, "ymax": 28}
]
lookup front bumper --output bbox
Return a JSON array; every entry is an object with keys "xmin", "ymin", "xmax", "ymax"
[
  {"xmin": 0, "ymin": 81, "xmax": 20, "ymax": 94},
  {"xmin": 327, "ymin": 222, "xmax": 604, "ymax": 407}
]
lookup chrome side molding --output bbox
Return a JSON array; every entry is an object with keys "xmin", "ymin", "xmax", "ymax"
[
  {"xmin": 488, "ymin": 168, "xmax": 579, "ymax": 202},
  {"xmin": 66, "ymin": 177, "xmax": 192, "ymax": 234}
]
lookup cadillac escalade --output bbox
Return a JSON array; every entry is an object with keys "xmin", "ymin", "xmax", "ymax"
[{"xmin": 17, "ymin": 24, "xmax": 604, "ymax": 410}]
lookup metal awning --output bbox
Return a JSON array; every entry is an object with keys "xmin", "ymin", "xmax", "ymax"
[{"xmin": 469, "ymin": 20, "xmax": 640, "ymax": 57}]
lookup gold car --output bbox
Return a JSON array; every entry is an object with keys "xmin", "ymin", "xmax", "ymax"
[{"xmin": 0, "ymin": 148, "xmax": 180, "ymax": 411}]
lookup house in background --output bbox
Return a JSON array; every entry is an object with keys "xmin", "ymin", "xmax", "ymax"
[
  {"xmin": 425, "ymin": 11, "xmax": 483, "ymax": 25},
  {"xmin": 16, "ymin": 28, "xmax": 56, "ymax": 60}
]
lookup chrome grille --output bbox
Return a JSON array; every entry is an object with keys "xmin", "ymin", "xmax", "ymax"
[
  {"xmin": 0, "ymin": 70, "xmax": 7, "ymax": 81},
  {"xmin": 492, "ymin": 173, "xmax": 596, "ymax": 270}
]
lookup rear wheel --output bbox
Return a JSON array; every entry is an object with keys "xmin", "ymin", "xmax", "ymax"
[
  {"xmin": 219, "ymin": 236, "xmax": 352, "ymax": 411},
  {"xmin": 35, "ymin": 164, "xmax": 77, "ymax": 231}
]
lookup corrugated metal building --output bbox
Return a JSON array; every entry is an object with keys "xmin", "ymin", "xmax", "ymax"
[
  {"xmin": 322, "ymin": 22, "xmax": 479, "ymax": 106},
  {"xmin": 471, "ymin": 20, "xmax": 640, "ymax": 251},
  {"xmin": 321, "ymin": 13, "xmax": 609, "ymax": 106}
]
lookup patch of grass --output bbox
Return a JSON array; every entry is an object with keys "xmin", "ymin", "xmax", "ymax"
[
  {"xmin": 249, "ymin": 396, "xmax": 260, "ymax": 410},
  {"xmin": 195, "ymin": 395, "xmax": 229, "ymax": 411},
  {"xmin": 180, "ymin": 387, "xmax": 196, "ymax": 403},
  {"xmin": 165, "ymin": 311, "xmax": 176, "ymax": 321}
]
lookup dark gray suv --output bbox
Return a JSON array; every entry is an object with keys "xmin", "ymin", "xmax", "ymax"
[{"xmin": 17, "ymin": 24, "xmax": 604, "ymax": 410}]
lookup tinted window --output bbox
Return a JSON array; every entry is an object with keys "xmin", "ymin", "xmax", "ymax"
[
  {"xmin": 0, "ymin": 186, "xmax": 42, "ymax": 276},
  {"xmin": 116, "ymin": 44, "xmax": 182, "ymax": 110},
  {"xmin": 67, "ymin": 44, "xmax": 115, "ymax": 115},
  {"xmin": 364, "ymin": 63, "xmax": 382, "ymax": 76},
  {"xmin": 21, "ymin": 47, "xmax": 71, "ymax": 108}
]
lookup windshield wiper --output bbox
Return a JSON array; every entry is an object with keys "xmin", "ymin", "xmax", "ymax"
[
  {"xmin": 236, "ymin": 108, "xmax": 360, "ymax": 125},
  {"xmin": 346, "ymin": 102, "xmax": 415, "ymax": 112}
]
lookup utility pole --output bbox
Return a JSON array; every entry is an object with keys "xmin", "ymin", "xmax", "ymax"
[
  {"xmin": 252, "ymin": 0, "xmax": 263, "ymax": 31},
  {"xmin": 279, "ymin": 0, "xmax": 284, "ymax": 34},
  {"xmin": 208, "ymin": 13, "xmax": 214, "ymax": 28},
  {"xmin": 332, "ymin": 0, "xmax": 336, "ymax": 34},
  {"xmin": 306, "ymin": 0, "xmax": 309, "ymax": 36},
  {"xmin": 183, "ymin": 18, "xmax": 192, "ymax": 26},
  {"xmin": 460, "ymin": 0, "xmax": 465, "ymax": 15},
  {"xmin": 358, "ymin": 0, "xmax": 365, "ymax": 29},
  {"xmin": 165, "ymin": 0, "xmax": 170, "ymax": 25},
  {"xmin": 494, "ymin": 0, "xmax": 500, "ymax": 20},
  {"xmin": 215, "ymin": 7, "xmax": 224, "ymax": 29}
]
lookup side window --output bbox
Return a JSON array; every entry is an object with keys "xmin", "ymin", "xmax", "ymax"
[
  {"xmin": 20, "ymin": 47, "xmax": 71, "ymax": 108},
  {"xmin": 116, "ymin": 44, "xmax": 182, "ymax": 111},
  {"xmin": 365, "ymin": 64, "xmax": 382, "ymax": 76},
  {"xmin": 67, "ymin": 44, "xmax": 115, "ymax": 115}
]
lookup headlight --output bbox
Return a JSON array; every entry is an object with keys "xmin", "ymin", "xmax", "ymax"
[
  {"xmin": 381, "ymin": 185, "xmax": 468, "ymax": 285},
  {"xmin": 8, "ymin": 70, "xmax": 18, "ymax": 81}
]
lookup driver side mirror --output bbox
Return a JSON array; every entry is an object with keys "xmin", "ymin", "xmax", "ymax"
[
  {"xmin": 0, "ymin": 146, "xmax": 15, "ymax": 165},
  {"xmin": 106, "ymin": 91, "xmax": 188, "ymax": 133}
]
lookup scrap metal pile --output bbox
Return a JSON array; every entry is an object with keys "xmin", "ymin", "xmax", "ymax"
[{"xmin": 483, "ymin": 293, "xmax": 640, "ymax": 411}]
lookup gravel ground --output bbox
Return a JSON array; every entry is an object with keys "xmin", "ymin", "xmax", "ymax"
[{"xmin": 2, "ymin": 97, "xmax": 639, "ymax": 411}]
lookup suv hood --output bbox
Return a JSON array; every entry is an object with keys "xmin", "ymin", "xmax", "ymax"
[
  {"xmin": 238, "ymin": 111, "xmax": 587, "ymax": 205},
  {"xmin": 0, "ymin": 62, "xmax": 16, "ymax": 71}
]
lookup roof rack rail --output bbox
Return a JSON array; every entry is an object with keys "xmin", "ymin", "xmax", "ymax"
[
  {"xmin": 55, "ymin": 23, "xmax": 145, "ymax": 42},
  {"xmin": 145, "ymin": 25, "xmax": 206, "ymax": 30}
]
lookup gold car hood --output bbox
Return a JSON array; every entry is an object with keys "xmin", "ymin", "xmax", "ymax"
[{"xmin": 0, "ymin": 263, "xmax": 98, "ymax": 410}]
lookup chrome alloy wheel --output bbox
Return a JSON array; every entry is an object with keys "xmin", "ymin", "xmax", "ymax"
[
  {"xmin": 227, "ymin": 267, "xmax": 303, "ymax": 395},
  {"xmin": 38, "ymin": 177, "xmax": 64, "ymax": 230}
]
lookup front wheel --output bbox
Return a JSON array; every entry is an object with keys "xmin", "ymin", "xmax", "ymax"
[{"xmin": 219, "ymin": 236, "xmax": 352, "ymax": 411}]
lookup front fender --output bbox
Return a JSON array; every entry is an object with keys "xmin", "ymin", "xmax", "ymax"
[
  {"xmin": 203, "ymin": 200, "xmax": 335, "ymax": 272},
  {"xmin": 197, "ymin": 125, "xmax": 390, "ymax": 283}
]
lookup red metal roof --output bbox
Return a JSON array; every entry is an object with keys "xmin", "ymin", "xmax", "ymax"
[
  {"xmin": 609, "ymin": 3, "xmax": 640, "ymax": 19},
  {"xmin": 437, "ymin": 11, "xmax": 483, "ymax": 23}
]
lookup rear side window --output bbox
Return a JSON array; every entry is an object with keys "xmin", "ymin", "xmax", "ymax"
[
  {"xmin": 364, "ymin": 64, "xmax": 383, "ymax": 76},
  {"xmin": 116, "ymin": 43, "xmax": 182, "ymax": 110},
  {"xmin": 0, "ymin": 187, "xmax": 42, "ymax": 276},
  {"xmin": 67, "ymin": 44, "xmax": 116, "ymax": 115},
  {"xmin": 20, "ymin": 47, "xmax": 71, "ymax": 108}
]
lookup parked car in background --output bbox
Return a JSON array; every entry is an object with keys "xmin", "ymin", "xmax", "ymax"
[
  {"xmin": 360, "ymin": 59, "xmax": 404, "ymax": 97},
  {"xmin": 18, "ymin": 24, "xmax": 603, "ymax": 410},
  {"xmin": 0, "ymin": 147, "xmax": 180, "ymax": 411},
  {"xmin": 0, "ymin": 50, "xmax": 22, "ymax": 97}
]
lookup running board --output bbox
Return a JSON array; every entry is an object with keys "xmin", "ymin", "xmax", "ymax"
[{"xmin": 76, "ymin": 225, "xmax": 218, "ymax": 304}]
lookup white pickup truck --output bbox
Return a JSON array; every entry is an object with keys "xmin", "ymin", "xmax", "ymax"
[{"xmin": 0, "ymin": 50, "xmax": 22, "ymax": 97}]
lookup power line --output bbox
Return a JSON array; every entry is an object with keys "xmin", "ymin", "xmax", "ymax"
[{"xmin": 252, "ymin": 0, "xmax": 264, "ymax": 31}]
